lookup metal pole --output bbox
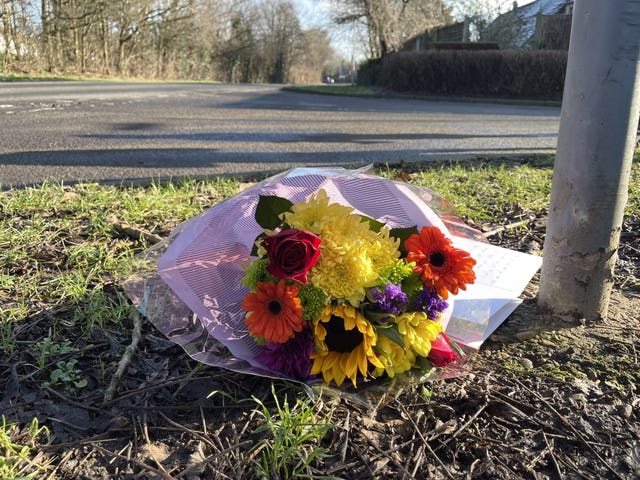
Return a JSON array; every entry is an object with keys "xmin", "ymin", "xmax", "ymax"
[{"xmin": 538, "ymin": 0, "xmax": 640, "ymax": 320}]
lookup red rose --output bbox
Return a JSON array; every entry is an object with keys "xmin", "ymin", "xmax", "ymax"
[
  {"xmin": 428, "ymin": 333, "xmax": 458, "ymax": 367},
  {"xmin": 262, "ymin": 229, "xmax": 321, "ymax": 285}
]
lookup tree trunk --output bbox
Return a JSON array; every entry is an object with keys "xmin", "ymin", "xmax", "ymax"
[{"xmin": 538, "ymin": 0, "xmax": 640, "ymax": 320}]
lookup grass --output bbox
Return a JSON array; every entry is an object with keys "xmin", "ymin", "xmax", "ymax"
[
  {"xmin": 0, "ymin": 416, "xmax": 50, "ymax": 480},
  {"xmin": 1, "ymin": 156, "xmax": 639, "ymax": 477},
  {"xmin": 380, "ymin": 157, "xmax": 557, "ymax": 223},
  {"xmin": 251, "ymin": 385, "xmax": 334, "ymax": 479},
  {"xmin": 0, "ymin": 71, "xmax": 222, "ymax": 83},
  {"xmin": 0, "ymin": 72, "xmax": 84, "ymax": 82}
]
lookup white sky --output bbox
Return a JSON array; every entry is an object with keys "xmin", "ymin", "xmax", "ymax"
[{"xmin": 293, "ymin": 0, "xmax": 366, "ymax": 61}]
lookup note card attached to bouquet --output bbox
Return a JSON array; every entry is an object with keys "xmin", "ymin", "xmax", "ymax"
[{"xmin": 444, "ymin": 237, "xmax": 542, "ymax": 350}]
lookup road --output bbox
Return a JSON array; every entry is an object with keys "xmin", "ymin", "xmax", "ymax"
[{"xmin": 0, "ymin": 82, "xmax": 560, "ymax": 189}]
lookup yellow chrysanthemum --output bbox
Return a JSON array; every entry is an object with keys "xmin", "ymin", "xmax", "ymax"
[
  {"xmin": 285, "ymin": 190, "xmax": 400, "ymax": 306},
  {"xmin": 284, "ymin": 189, "xmax": 354, "ymax": 233},
  {"xmin": 373, "ymin": 334, "xmax": 415, "ymax": 378},
  {"xmin": 396, "ymin": 311, "xmax": 443, "ymax": 358},
  {"xmin": 311, "ymin": 303, "xmax": 384, "ymax": 387}
]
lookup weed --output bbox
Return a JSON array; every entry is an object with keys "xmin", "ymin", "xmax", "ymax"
[
  {"xmin": 47, "ymin": 359, "xmax": 88, "ymax": 392},
  {"xmin": 35, "ymin": 329, "xmax": 78, "ymax": 370},
  {"xmin": 0, "ymin": 416, "xmax": 50, "ymax": 480},
  {"xmin": 251, "ymin": 385, "xmax": 335, "ymax": 479}
]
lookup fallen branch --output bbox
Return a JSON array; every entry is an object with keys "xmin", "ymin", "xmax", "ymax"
[
  {"xmin": 91, "ymin": 443, "xmax": 175, "ymax": 480},
  {"xmin": 543, "ymin": 431, "xmax": 564, "ymax": 480},
  {"xmin": 483, "ymin": 215, "xmax": 541, "ymax": 238},
  {"xmin": 103, "ymin": 293, "xmax": 145, "ymax": 403},
  {"xmin": 107, "ymin": 214, "xmax": 164, "ymax": 244}
]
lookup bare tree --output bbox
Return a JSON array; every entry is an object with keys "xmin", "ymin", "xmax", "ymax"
[
  {"xmin": 290, "ymin": 27, "xmax": 335, "ymax": 84},
  {"xmin": 333, "ymin": 0, "xmax": 452, "ymax": 58},
  {"xmin": 2, "ymin": 0, "xmax": 325, "ymax": 82},
  {"xmin": 1, "ymin": 0, "xmax": 34, "ymax": 67},
  {"xmin": 257, "ymin": 0, "xmax": 302, "ymax": 83},
  {"xmin": 211, "ymin": 0, "xmax": 261, "ymax": 83}
]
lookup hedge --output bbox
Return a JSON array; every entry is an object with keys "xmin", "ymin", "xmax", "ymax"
[{"xmin": 361, "ymin": 50, "xmax": 567, "ymax": 101}]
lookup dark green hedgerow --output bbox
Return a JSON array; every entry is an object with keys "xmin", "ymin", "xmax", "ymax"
[{"xmin": 368, "ymin": 50, "xmax": 567, "ymax": 101}]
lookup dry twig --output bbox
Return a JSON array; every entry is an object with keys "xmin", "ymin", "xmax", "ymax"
[
  {"xmin": 104, "ymin": 296, "xmax": 144, "ymax": 403},
  {"xmin": 107, "ymin": 214, "xmax": 164, "ymax": 244}
]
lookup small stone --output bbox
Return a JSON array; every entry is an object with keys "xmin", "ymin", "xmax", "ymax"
[
  {"xmin": 518, "ymin": 358, "xmax": 534, "ymax": 369},
  {"xmin": 514, "ymin": 330, "xmax": 537, "ymax": 341},
  {"xmin": 569, "ymin": 393, "xmax": 587, "ymax": 409},
  {"xmin": 618, "ymin": 405, "xmax": 633, "ymax": 419}
]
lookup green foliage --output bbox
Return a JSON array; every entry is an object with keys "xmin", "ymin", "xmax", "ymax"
[
  {"xmin": 375, "ymin": 50, "xmax": 567, "ymax": 100},
  {"xmin": 36, "ymin": 330, "xmax": 78, "ymax": 370},
  {"xmin": 382, "ymin": 159, "xmax": 555, "ymax": 224},
  {"xmin": 255, "ymin": 195, "xmax": 293, "ymax": 230},
  {"xmin": 0, "ymin": 178, "xmax": 239, "ymax": 334},
  {"xmin": 47, "ymin": 359, "xmax": 88, "ymax": 393},
  {"xmin": 251, "ymin": 385, "xmax": 334, "ymax": 479},
  {"xmin": 0, "ymin": 416, "xmax": 50, "ymax": 480}
]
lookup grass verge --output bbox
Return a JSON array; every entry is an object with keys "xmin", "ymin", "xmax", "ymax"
[{"xmin": 1, "ymin": 155, "xmax": 638, "ymax": 478}]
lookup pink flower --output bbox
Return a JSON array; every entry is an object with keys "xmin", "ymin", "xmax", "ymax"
[
  {"xmin": 428, "ymin": 334, "xmax": 458, "ymax": 367},
  {"xmin": 262, "ymin": 229, "xmax": 321, "ymax": 284}
]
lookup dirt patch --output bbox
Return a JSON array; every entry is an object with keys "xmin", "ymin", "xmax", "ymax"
[{"xmin": 1, "ymin": 198, "xmax": 639, "ymax": 480}]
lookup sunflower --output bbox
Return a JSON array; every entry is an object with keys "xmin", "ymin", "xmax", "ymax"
[
  {"xmin": 311, "ymin": 303, "xmax": 384, "ymax": 386},
  {"xmin": 404, "ymin": 226, "xmax": 476, "ymax": 299},
  {"xmin": 242, "ymin": 280, "xmax": 305, "ymax": 344}
]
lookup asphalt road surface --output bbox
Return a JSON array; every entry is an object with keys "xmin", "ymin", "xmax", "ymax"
[{"xmin": 0, "ymin": 82, "xmax": 560, "ymax": 189}]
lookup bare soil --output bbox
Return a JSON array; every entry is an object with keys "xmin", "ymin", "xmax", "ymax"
[{"xmin": 1, "ymin": 185, "xmax": 639, "ymax": 480}]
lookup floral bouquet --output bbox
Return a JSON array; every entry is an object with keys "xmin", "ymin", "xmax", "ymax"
[
  {"xmin": 123, "ymin": 166, "xmax": 482, "ymax": 392},
  {"xmin": 240, "ymin": 188, "xmax": 476, "ymax": 387}
]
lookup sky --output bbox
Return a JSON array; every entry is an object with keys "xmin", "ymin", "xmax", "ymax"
[{"xmin": 293, "ymin": 0, "xmax": 366, "ymax": 61}]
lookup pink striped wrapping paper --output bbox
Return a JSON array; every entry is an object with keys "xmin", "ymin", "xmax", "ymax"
[{"xmin": 122, "ymin": 166, "xmax": 483, "ymax": 383}]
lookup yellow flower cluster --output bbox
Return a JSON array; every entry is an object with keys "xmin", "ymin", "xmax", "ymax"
[
  {"xmin": 285, "ymin": 190, "xmax": 400, "ymax": 306},
  {"xmin": 397, "ymin": 312, "xmax": 443, "ymax": 358},
  {"xmin": 373, "ymin": 335, "xmax": 416, "ymax": 378}
]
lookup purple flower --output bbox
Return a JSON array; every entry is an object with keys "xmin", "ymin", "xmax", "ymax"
[
  {"xmin": 369, "ymin": 283, "xmax": 408, "ymax": 315},
  {"xmin": 255, "ymin": 325, "xmax": 314, "ymax": 380},
  {"xmin": 414, "ymin": 286, "xmax": 449, "ymax": 320}
]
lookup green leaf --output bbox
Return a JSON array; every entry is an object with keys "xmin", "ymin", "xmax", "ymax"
[
  {"xmin": 74, "ymin": 379, "xmax": 88, "ymax": 389},
  {"xmin": 446, "ymin": 334, "xmax": 465, "ymax": 359},
  {"xmin": 390, "ymin": 225, "xmax": 419, "ymax": 255},
  {"xmin": 360, "ymin": 215, "xmax": 384, "ymax": 232},
  {"xmin": 415, "ymin": 355, "xmax": 436, "ymax": 372},
  {"xmin": 377, "ymin": 323, "xmax": 405, "ymax": 351},
  {"xmin": 254, "ymin": 195, "xmax": 293, "ymax": 230}
]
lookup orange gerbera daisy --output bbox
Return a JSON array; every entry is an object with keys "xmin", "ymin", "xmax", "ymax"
[
  {"xmin": 242, "ymin": 280, "xmax": 304, "ymax": 344},
  {"xmin": 404, "ymin": 226, "xmax": 476, "ymax": 299}
]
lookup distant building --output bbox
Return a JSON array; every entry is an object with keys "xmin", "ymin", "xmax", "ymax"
[
  {"xmin": 401, "ymin": 21, "xmax": 498, "ymax": 52},
  {"xmin": 487, "ymin": 0, "xmax": 574, "ymax": 49}
]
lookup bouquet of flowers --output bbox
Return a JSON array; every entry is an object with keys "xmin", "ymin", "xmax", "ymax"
[
  {"xmin": 122, "ymin": 166, "xmax": 489, "ymax": 394},
  {"xmin": 240, "ymin": 189, "xmax": 476, "ymax": 387}
]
